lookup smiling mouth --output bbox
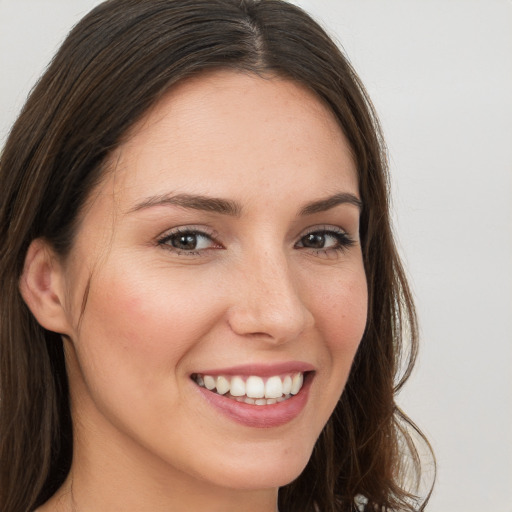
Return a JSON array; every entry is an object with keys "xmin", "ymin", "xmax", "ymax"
[{"xmin": 191, "ymin": 372, "xmax": 305, "ymax": 406}]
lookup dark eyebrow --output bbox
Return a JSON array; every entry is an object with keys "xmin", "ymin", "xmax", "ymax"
[
  {"xmin": 129, "ymin": 191, "xmax": 361, "ymax": 217},
  {"xmin": 299, "ymin": 192, "xmax": 363, "ymax": 216},
  {"xmin": 128, "ymin": 193, "xmax": 242, "ymax": 216}
]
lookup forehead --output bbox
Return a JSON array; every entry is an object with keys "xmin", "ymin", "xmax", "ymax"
[{"xmin": 102, "ymin": 70, "xmax": 358, "ymax": 209}]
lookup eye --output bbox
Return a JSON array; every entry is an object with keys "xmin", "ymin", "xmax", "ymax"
[
  {"xmin": 158, "ymin": 228, "xmax": 220, "ymax": 254},
  {"xmin": 295, "ymin": 227, "xmax": 355, "ymax": 254}
]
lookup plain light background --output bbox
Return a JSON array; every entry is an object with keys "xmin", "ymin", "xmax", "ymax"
[{"xmin": 1, "ymin": 1, "xmax": 511, "ymax": 510}]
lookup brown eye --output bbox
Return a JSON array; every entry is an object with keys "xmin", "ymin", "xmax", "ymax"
[
  {"xmin": 301, "ymin": 233, "xmax": 326, "ymax": 249},
  {"xmin": 295, "ymin": 229, "xmax": 355, "ymax": 253},
  {"xmin": 160, "ymin": 230, "xmax": 216, "ymax": 253},
  {"xmin": 171, "ymin": 233, "xmax": 199, "ymax": 251}
]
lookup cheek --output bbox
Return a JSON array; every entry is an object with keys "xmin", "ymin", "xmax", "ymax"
[
  {"xmin": 304, "ymin": 261, "xmax": 368, "ymax": 405},
  {"xmin": 310, "ymin": 265, "xmax": 368, "ymax": 351},
  {"xmin": 71, "ymin": 260, "xmax": 224, "ymax": 400}
]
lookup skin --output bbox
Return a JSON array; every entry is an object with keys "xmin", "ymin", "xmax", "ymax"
[{"xmin": 24, "ymin": 70, "xmax": 368, "ymax": 511}]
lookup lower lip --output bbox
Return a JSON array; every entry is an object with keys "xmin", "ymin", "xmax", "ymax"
[{"xmin": 194, "ymin": 374, "xmax": 313, "ymax": 428}]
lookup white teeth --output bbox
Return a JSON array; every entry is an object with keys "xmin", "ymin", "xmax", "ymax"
[
  {"xmin": 291, "ymin": 373, "xmax": 303, "ymax": 395},
  {"xmin": 230, "ymin": 376, "xmax": 246, "ymax": 397},
  {"xmin": 282, "ymin": 375, "xmax": 292, "ymax": 395},
  {"xmin": 193, "ymin": 371, "xmax": 306, "ymax": 405},
  {"xmin": 265, "ymin": 376, "xmax": 283, "ymax": 399},
  {"xmin": 245, "ymin": 376, "xmax": 265, "ymax": 398},
  {"xmin": 215, "ymin": 376, "xmax": 230, "ymax": 395},
  {"xmin": 204, "ymin": 375, "xmax": 216, "ymax": 390}
]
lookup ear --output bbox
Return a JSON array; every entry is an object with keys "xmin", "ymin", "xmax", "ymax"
[{"xmin": 19, "ymin": 239, "xmax": 72, "ymax": 335}]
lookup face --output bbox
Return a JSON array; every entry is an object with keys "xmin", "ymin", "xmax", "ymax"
[{"xmin": 59, "ymin": 71, "xmax": 367, "ymax": 494}]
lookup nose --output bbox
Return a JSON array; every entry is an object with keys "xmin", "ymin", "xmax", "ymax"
[{"xmin": 226, "ymin": 249, "xmax": 314, "ymax": 344}]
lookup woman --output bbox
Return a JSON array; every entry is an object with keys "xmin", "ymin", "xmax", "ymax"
[{"xmin": 0, "ymin": 1, "xmax": 433, "ymax": 511}]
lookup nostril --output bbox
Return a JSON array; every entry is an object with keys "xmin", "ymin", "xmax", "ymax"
[
  {"xmin": 225, "ymin": 270, "xmax": 313, "ymax": 342},
  {"xmin": 245, "ymin": 331, "xmax": 273, "ymax": 339}
]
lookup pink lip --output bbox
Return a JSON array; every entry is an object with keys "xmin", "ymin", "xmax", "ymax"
[
  {"xmin": 192, "ymin": 370, "xmax": 314, "ymax": 428},
  {"xmin": 194, "ymin": 361, "xmax": 315, "ymax": 377}
]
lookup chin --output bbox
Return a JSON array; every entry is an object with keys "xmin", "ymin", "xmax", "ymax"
[{"xmin": 196, "ymin": 444, "xmax": 313, "ymax": 491}]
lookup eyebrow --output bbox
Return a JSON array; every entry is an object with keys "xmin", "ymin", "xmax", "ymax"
[
  {"xmin": 128, "ymin": 193, "xmax": 242, "ymax": 216},
  {"xmin": 128, "ymin": 191, "xmax": 362, "ymax": 217},
  {"xmin": 299, "ymin": 192, "xmax": 363, "ymax": 215}
]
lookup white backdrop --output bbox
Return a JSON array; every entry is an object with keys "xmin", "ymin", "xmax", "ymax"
[{"xmin": 1, "ymin": 1, "xmax": 511, "ymax": 510}]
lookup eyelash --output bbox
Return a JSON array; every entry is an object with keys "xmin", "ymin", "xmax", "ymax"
[
  {"xmin": 157, "ymin": 227, "xmax": 221, "ymax": 256},
  {"xmin": 294, "ymin": 226, "xmax": 355, "ymax": 256},
  {"xmin": 157, "ymin": 226, "xmax": 355, "ymax": 257}
]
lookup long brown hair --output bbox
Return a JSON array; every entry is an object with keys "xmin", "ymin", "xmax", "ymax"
[{"xmin": 0, "ymin": 1, "xmax": 434, "ymax": 510}]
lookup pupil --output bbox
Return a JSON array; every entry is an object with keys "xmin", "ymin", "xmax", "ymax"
[
  {"xmin": 304, "ymin": 233, "xmax": 325, "ymax": 248},
  {"xmin": 173, "ymin": 234, "xmax": 197, "ymax": 250}
]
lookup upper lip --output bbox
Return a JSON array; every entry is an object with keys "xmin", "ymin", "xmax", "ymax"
[{"xmin": 192, "ymin": 361, "xmax": 315, "ymax": 377}]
